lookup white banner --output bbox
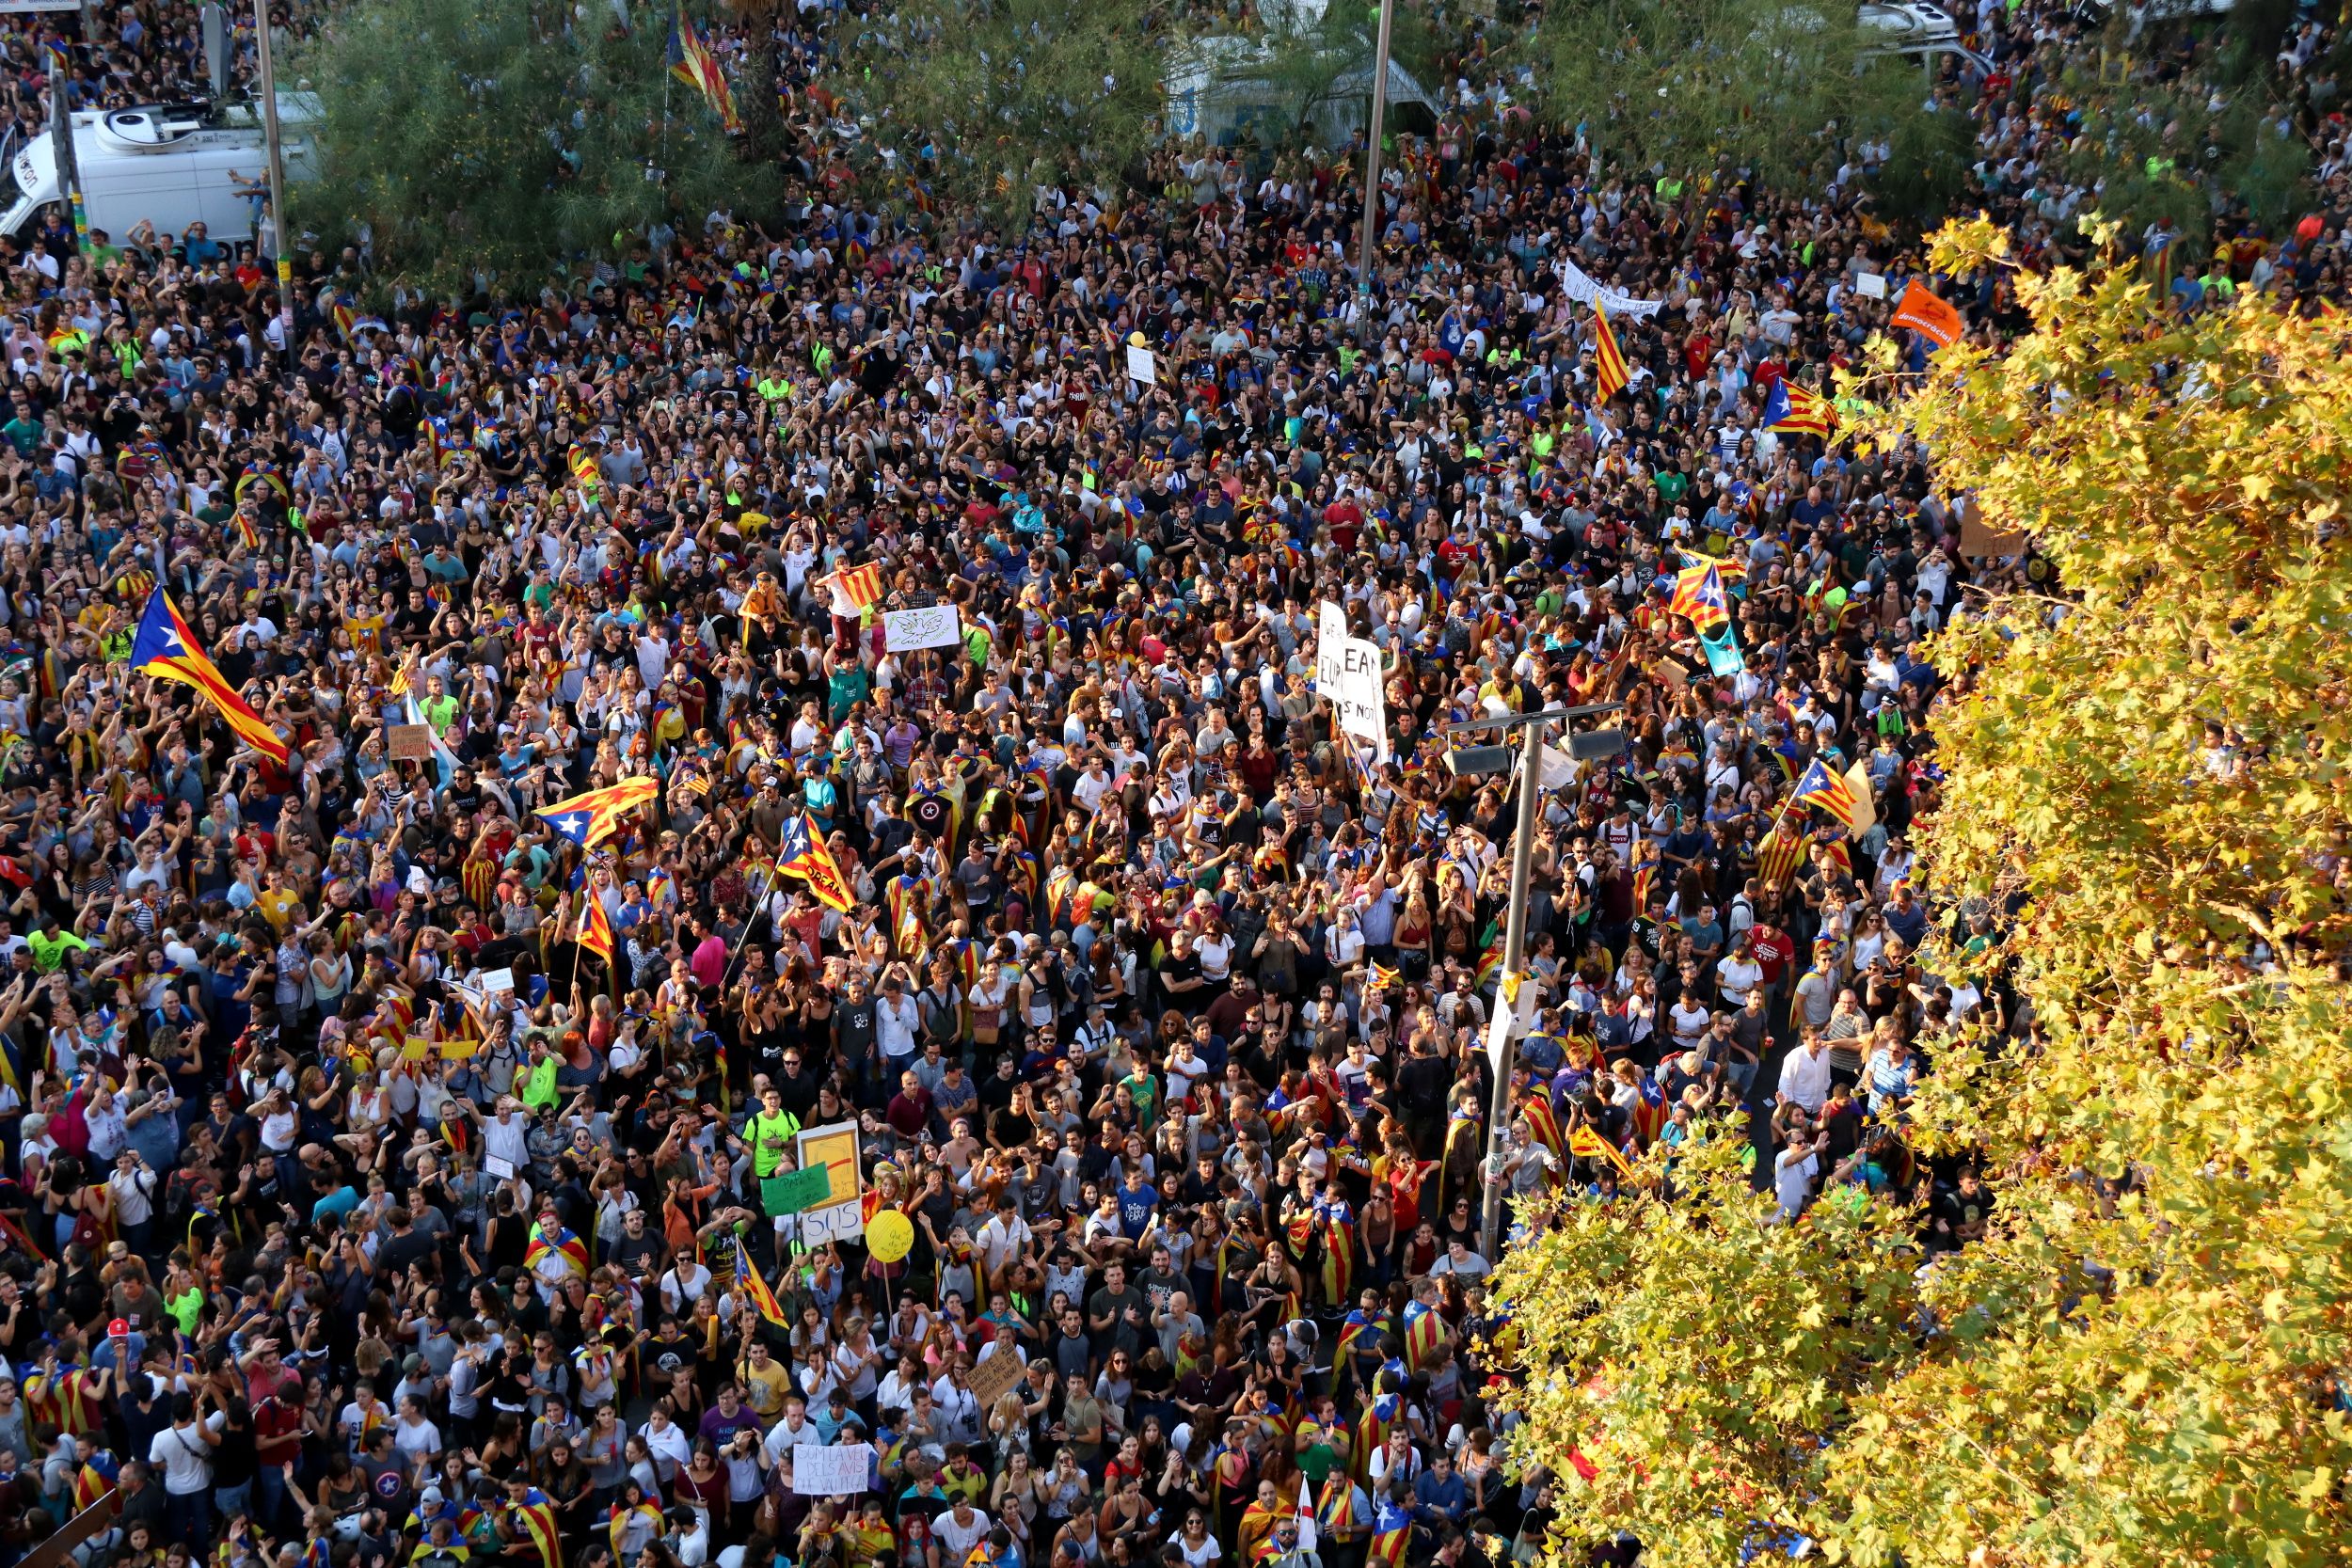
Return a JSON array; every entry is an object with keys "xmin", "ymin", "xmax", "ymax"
[
  {"xmin": 882, "ymin": 604, "xmax": 963, "ymax": 651},
  {"xmin": 1126, "ymin": 343, "xmax": 1157, "ymax": 385},
  {"xmin": 792, "ymin": 1443, "xmax": 872, "ymax": 1496},
  {"xmin": 1554, "ymin": 257, "xmax": 1663, "ymax": 321}
]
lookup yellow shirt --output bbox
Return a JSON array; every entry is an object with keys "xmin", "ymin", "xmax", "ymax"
[
  {"xmin": 257, "ymin": 886, "xmax": 304, "ymax": 932},
  {"xmin": 739, "ymin": 1355, "xmax": 793, "ymax": 1416}
]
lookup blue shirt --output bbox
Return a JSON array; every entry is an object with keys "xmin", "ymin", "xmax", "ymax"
[
  {"xmin": 1414, "ymin": 1469, "xmax": 1468, "ymax": 1521},
  {"xmin": 1114, "ymin": 1182, "xmax": 1157, "ymax": 1240}
]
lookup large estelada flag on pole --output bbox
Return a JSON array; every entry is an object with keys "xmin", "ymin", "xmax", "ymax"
[
  {"xmin": 777, "ymin": 812, "xmax": 854, "ymax": 911},
  {"xmin": 668, "ymin": 5, "xmax": 741, "ymax": 133},
  {"xmin": 131, "ymin": 589, "xmax": 288, "ymax": 764}
]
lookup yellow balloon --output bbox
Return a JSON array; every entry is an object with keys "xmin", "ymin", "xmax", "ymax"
[{"xmin": 866, "ymin": 1209, "xmax": 914, "ymax": 1264}]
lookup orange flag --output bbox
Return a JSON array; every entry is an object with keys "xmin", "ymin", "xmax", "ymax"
[{"xmin": 1890, "ymin": 280, "xmax": 1963, "ymax": 349}]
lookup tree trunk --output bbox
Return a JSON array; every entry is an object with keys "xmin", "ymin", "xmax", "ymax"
[{"xmin": 736, "ymin": 19, "xmax": 786, "ymax": 165}]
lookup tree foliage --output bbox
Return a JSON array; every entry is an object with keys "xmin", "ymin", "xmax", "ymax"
[
  {"xmin": 291, "ymin": 0, "xmax": 773, "ymax": 293},
  {"xmin": 2045, "ymin": 52, "xmax": 2311, "ymax": 241},
  {"xmin": 829, "ymin": 0, "xmax": 1180, "ymax": 219},
  {"xmin": 1487, "ymin": 224, "xmax": 2352, "ymax": 1568},
  {"xmin": 1515, "ymin": 0, "xmax": 1951, "ymax": 201},
  {"xmin": 1493, "ymin": 1135, "xmax": 1924, "ymax": 1564}
]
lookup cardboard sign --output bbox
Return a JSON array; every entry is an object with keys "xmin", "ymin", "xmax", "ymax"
[
  {"xmin": 965, "ymin": 1346, "xmax": 1025, "ymax": 1409},
  {"xmin": 1125, "ymin": 343, "xmax": 1157, "ymax": 385},
  {"xmin": 1956, "ymin": 499, "xmax": 2027, "ymax": 560},
  {"xmin": 387, "ymin": 724, "xmax": 435, "ymax": 762},
  {"xmin": 1855, "ymin": 272, "xmax": 1888, "ymax": 300}
]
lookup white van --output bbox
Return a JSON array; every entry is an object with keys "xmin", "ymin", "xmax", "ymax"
[{"xmin": 0, "ymin": 95, "xmax": 317, "ymax": 245}]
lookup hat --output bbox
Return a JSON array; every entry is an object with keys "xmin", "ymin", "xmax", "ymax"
[{"xmin": 107, "ymin": 1318, "xmax": 130, "ymax": 1338}]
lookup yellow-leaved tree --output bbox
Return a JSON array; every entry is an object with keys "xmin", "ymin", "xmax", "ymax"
[{"xmin": 1488, "ymin": 220, "xmax": 2352, "ymax": 1568}]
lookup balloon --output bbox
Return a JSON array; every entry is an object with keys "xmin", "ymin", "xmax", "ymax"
[{"xmin": 866, "ymin": 1209, "xmax": 914, "ymax": 1264}]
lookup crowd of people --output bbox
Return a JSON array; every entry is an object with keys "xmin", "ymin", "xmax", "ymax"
[{"xmin": 0, "ymin": 1, "xmax": 2343, "ymax": 1568}]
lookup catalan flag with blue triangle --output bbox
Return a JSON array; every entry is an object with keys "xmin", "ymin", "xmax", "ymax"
[
  {"xmin": 1762, "ymin": 376, "xmax": 1836, "ymax": 439},
  {"xmin": 1669, "ymin": 562, "xmax": 1732, "ymax": 633},
  {"xmin": 1790, "ymin": 755, "xmax": 1865, "ymax": 832},
  {"xmin": 132, "ymin": 589, "xmax": 288, "ymax": 764}
]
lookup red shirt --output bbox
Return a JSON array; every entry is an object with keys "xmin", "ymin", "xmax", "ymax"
[
  {"xmin": 1750, "ymin": 926, "xmax": 1796, "ymax": 986},
  {"xmin": 884, "ymin": 1086, "xmax": 934, "ymax": 1137}
]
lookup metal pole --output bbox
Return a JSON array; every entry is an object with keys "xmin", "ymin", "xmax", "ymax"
[
  {"xmin": 253, "ymin": 0, "xmax": 295, "ymax": 370},
  {"xmin": 1352, "ymin": 0, "xmax": 1395, "ymax": 345},
  {"xmin": 1479, "ymin": 715, "xmax": 1546, "ymax": 1260},
  {"xmin": 49, "ymin": 30, "xmax": 87, "ymax": 258}
]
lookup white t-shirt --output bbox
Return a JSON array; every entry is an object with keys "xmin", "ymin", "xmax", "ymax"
[
  {"xmin": 149, "ymin": 1413, "xmax": 225, "ymax": 1494},
  {"xmin": 1774, "ymin": 1148, "xmax": 1819, "ymax": 1223},
  {"xmin": 934, "ymin": 1508, "xmax": 992, "ymax": 1560}
]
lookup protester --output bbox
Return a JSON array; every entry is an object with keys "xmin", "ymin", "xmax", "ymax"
[{"xmin": 0, "ymin": 1, "xmax": 2340, "ymax": 1567}]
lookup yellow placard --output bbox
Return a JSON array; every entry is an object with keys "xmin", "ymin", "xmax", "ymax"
[{"xmin": 797, "ymin": 1123, "xmax": 862, "ymax": 1210}]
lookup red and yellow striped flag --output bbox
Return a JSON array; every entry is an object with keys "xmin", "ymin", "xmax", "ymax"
[
  {"xmin": 826, "ymin": 562, "xmax": 884, "ymax": 615},
  {"xmin": 1593, "ymin": 305, "xmax": 1629, "ymax": 402}
]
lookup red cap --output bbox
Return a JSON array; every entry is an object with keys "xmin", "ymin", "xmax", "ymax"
[{"xmin": 107, "ymin": 1319, "xmax": 130, "ymax": 1338}]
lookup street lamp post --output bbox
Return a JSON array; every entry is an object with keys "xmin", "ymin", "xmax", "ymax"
[
  {"xmin": 253, "ymin": 0, "xmax": 295, "ymax": 372},
  {"xmin": 1352, "ymin": 0, "xmax": 1395, "ymax": 345},
  {"xmin": 1446, "ymin": 702, "xmax": 1625, "ymax": 1261}
]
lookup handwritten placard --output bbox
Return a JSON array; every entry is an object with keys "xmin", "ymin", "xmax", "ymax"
[
  {"xmin": 882, "ymin": 605, "xmax": 963, "ymax": 652},
  {"xmin": 792, "ymin": 1442, "xmax": 872, "ymax": 1496}
]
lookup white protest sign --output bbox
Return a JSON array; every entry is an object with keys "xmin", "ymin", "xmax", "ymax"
[
  {"xmin": 1126, "ymin": 343, "xmax": 1157, "ymax": 385},
  {"xmin": 792, "ymin": 1443, "xmax": 872, "ymax": 1496},
  {"xmin": 1314, "ymin": 601, "xmax": 1350, "ymax": 693},
  {"xmin": 1855, "ymin": 272, "xmax": 1887, "ymax": 300},
  {"xmin": 882, "ymin": 604, "xmax": 963, "ymax": 652},
  {"xmin": 1554, "ymin": 257, "xmax": 1664, "ymax": 320},
  {"xmin": 1313, "ymin": 603, "xmax": 1390, "ymax": 760},
  {"xmin": 479, "ymin": 968, "xmax": 516, "ymax": 997}
]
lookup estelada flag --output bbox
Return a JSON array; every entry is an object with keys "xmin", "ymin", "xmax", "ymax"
[
  {"xmin": 1669, "ymin": 562, "xmax": 1731, "ymax": 632},
  {"xmin": 736, "ymin": 1248, "xmax": 790, "ymax": 1327},
  {"xmin": 777, "ymin": 812, "xmax": 854, "ymax": 911},
  {"xmin": 1762, "ymin": 377, "xmax": 1836, "ymax": 438},
  {"xmin": 536, "ymin": 777, "xmax": 660, "ymax": 847},
  {"xmin": 1790, "ymin": 755, "xmax": 1866, "ymax": 832},
  {"xmin": 1891, "ymin": 279, "xmax": 1964, "ymax": 348},
  {"xmin": 1593, "ymin": 305, "xmax": 1629, "ymax": 402},
  {"xmin": 131, "ymin": 588, "xmax": 289, "ymax": 764}
]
